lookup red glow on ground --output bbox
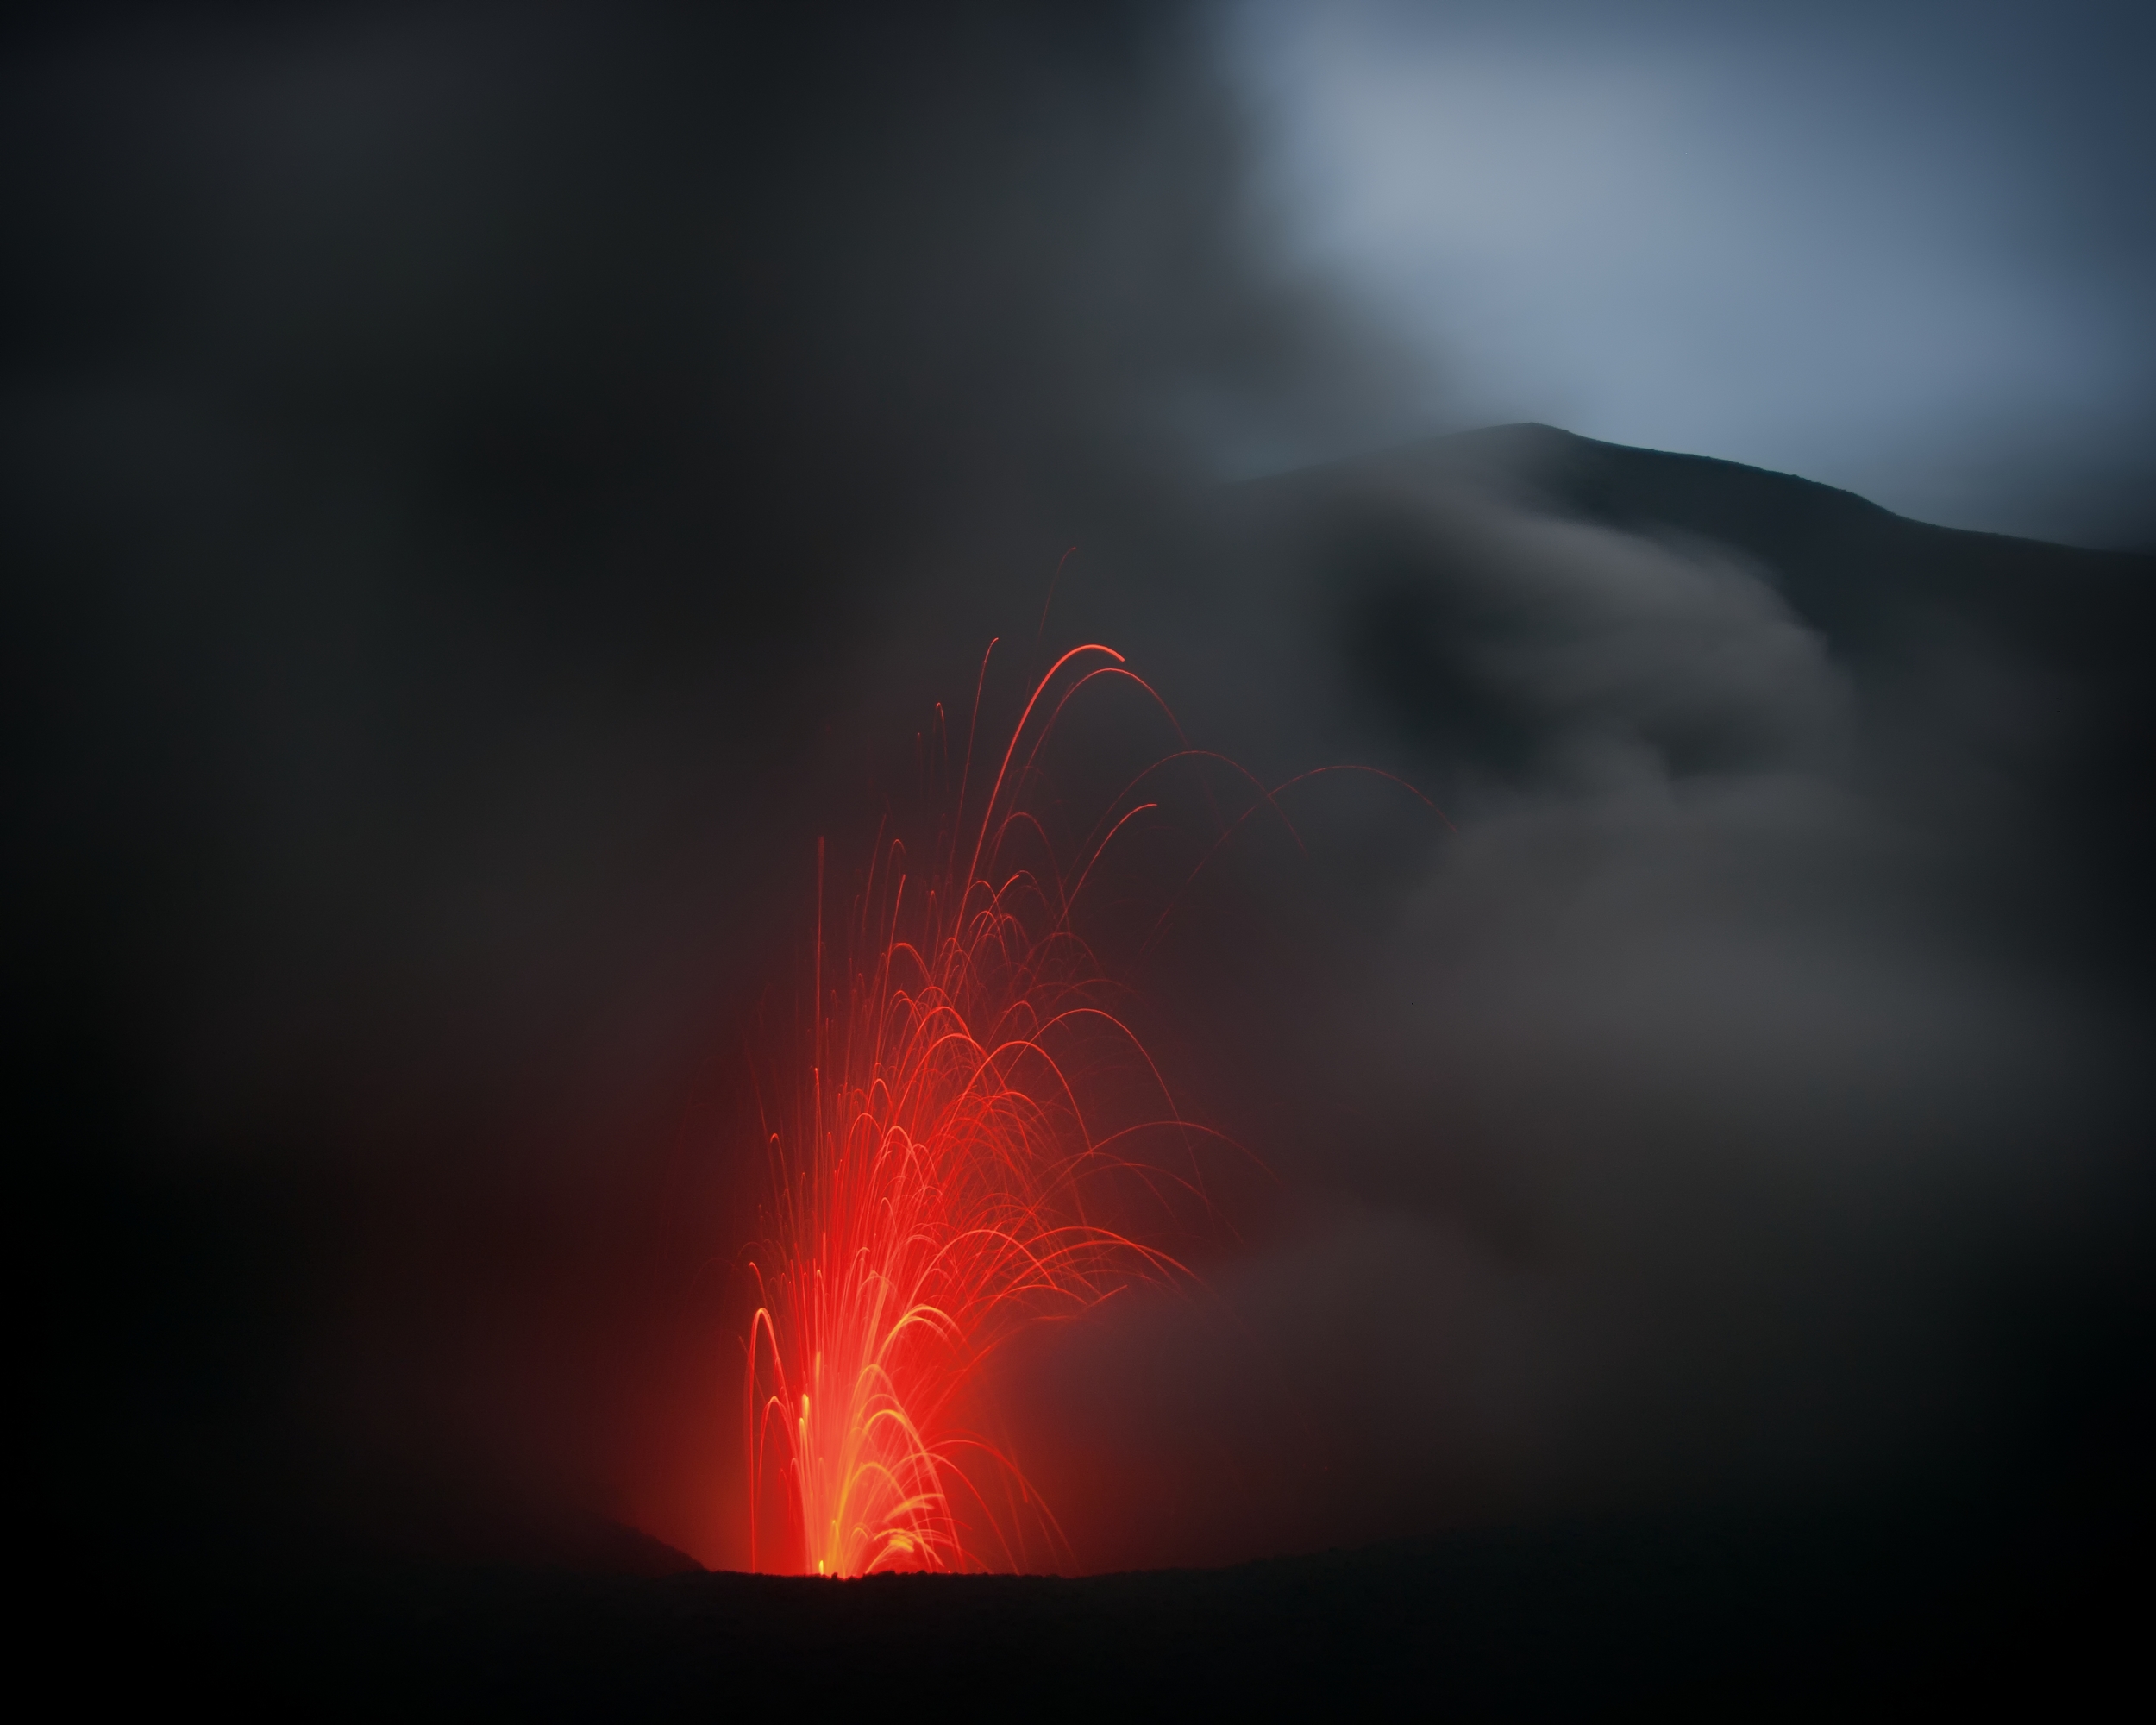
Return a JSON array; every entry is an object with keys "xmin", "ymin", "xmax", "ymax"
[{"xmin": 741, "ymin": 643, "xmax": 1236, "ymax": 1576}]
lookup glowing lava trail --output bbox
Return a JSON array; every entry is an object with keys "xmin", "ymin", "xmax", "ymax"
[{"xmin": 743, "ymin": 643, "xmax": 1225, "ymax": 1577}]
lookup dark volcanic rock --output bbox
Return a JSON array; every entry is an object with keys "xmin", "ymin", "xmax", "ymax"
[{"xmin": 68, "ymin": 1495, "xmax": 2141, "ymax": 1716}]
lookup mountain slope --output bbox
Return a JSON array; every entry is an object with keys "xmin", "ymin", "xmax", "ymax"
[{"xmin": 1418, "ymin": 422, "xmax": 2154, "ymax": 673}]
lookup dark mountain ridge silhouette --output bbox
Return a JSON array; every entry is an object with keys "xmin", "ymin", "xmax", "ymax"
[{"xmin": 1311, "ymin": 420, "xmax": 2154, "ymax": 674}]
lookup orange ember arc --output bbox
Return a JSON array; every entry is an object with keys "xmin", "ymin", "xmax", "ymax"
[{"xmin": 743, "ymin": 644, "xmax": 1215, "ymax": 1577}]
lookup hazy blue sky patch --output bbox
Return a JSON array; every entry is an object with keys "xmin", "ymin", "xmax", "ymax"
[{"xmin": 1223, "ymin": 0, "xmax": 2155, "ymax": 543}]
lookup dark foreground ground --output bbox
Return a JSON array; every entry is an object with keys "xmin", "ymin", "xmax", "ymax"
[{"xmin": 65, "ymin": 1486, "xmax": 2144, "ymax": 1718}]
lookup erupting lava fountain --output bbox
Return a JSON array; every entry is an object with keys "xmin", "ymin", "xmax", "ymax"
[{"xmin": 743, "ymin": 642, "xmax": 1274, "ymax": 1577}]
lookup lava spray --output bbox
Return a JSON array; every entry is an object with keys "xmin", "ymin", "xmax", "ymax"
[{"xmin": 742, "ymin": 641, "xmax": 1240, "ymax": 1577}]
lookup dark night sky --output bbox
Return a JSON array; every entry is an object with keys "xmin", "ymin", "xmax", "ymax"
[{"xmin": 11, "ymin": 1, "xmax": 2151, "ymax": 1578}]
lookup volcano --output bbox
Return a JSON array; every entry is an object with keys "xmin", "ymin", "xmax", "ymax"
[{"xmin": 47, "ymin": 427, "xmax": 2150, "ymax": 1712}]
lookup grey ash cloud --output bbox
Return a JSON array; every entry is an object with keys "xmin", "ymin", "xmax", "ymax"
[{"xmin": 1018, "ymin": 426, "xmax": 2152, "ymax": 1562}]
